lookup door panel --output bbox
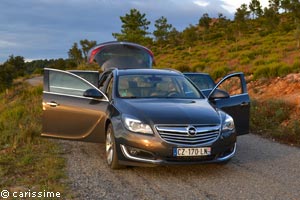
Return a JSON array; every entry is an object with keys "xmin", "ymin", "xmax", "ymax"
[
  {"xmin": 209, "ymin": 73, "xmax": 250, "ymax": 135},
  {"xmin": 214, "ymin": 94, "xmax": 250, "ymax": 135},
  {"xmin": 42, "ymin": 68, "xmax": 109, "ymax": 142}
]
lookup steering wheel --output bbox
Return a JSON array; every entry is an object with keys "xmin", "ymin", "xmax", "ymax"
[{"xmin": 167, "ymin": 91, "xmax": 180, "ymax": 97}]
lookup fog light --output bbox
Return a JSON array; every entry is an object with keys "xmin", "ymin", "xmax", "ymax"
[
  {"xmin": 129, "ymin": 148, "xmax": 138, "ymax": 156},
  {"xmin": 126, "ymin": 146, "xmax": 155, "ymax": 159}
]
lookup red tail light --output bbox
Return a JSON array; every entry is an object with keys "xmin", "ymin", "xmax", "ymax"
[{"xmin": 88, "ymin": 46, "xmax": 102, "ymax": 63}]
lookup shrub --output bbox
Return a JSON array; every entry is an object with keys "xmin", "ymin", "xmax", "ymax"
[
  {"xmin": 250, "ymin": 99, "xmax": 292, "ymax": 133},
  {"xmin": 192, "ymin": 62, "xmax": 206, "ymax": 72},
  {"xmin": 254, "ymin": 58, "xmax": 266, "ymax": 66},
  {"xmin": 251, "ymin": 99, "xmax": 300, "ymax": 146},
  {"xmin": 211, "ymin": 66, "xmax": 230, "ymax": 79},
  {"xmin": 240, "ymin": 57, "xmax": 251, "ymax": 65},
  {"xmin": 253, "ymin": 63, "xmax": 292, "ymax": 79},
  {"xmin": 292, "ymin": 61, "xmax": 300, "ymax": 72},
  {"xmin": 175, "ymin": 65, "xmax": 191, "ymax": 72}
]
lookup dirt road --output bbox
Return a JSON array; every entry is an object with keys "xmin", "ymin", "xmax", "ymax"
[
  {"xmin": 57, "ymin": 134, "xmax": 300, "ymax": 200},
  {"xmin": 26, "ymin": 76, "xmax": 43, "ymax": 86}
]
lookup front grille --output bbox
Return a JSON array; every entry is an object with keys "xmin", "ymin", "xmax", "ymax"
[{"xmin": 155, "ymin": 125, "xmax": 220, "ymax": 145}]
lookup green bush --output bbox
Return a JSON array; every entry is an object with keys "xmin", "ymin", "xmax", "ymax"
[
  {"xmin": 254, "ymin": 58, "xmax": 266, "ymax": 66},
  {"xmin": 240, "ymin": 57, "xmax": 251, "ymax": 65},
  {"xmin": 292, "ymin": 61, "xmax": 300, "ymax": 72},
  {"xmin": 250, "ymin": 99, "xmax": 292, "ymax": 132},
  {"xmin": 240, "ymin": 50, "xmax": 257, "ymax": 60},
  {"xmin": 253, "ymin": 63, "xmax": 292, "ymax": 79},
  {"xmin": 192, "ymin": 62, "xmax": 206, "ymax": 72},
  {"xmin": 175, "ymin": 65, "xmax": 191, "ymax": 72},
  {"xmin": 251, "ymin": 99, "xmax": 300, "ymax": 146},
  {"xmin": 211, "ymin": 66, "xmax": 230, "ymax": 79}
]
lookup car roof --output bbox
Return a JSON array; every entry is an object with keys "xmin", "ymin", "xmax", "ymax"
[
  {"xmin": 115, "ymin": 68, "xmax": 183, "ymax": 76},
  {"xmin": 183, "ymin": 72, "xmax": 211, "ymax": 76}
]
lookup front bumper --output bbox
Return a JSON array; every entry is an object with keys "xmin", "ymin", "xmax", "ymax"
[
  {"xmin": 120, "ymin": 143, "xmax": 236, "ymax": 166},
  {"xmin": 114, "ymin": 125, "xmax": 237, "ymax": 166}
]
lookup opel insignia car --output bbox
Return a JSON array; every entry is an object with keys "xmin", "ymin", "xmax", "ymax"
[{"xmin": 42, "ymin": 42, "xmax": 250, "ymax": 169}]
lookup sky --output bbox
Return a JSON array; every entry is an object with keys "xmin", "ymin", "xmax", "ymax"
[{"xmin": 0, "ymin": 0, "xmax": 269, "ymax": 63}]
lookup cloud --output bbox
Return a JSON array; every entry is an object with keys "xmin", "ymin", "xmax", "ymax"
[
  {"xmin": 0, "ymin": 0, "xmax": 239, "ymax": 62},
  {"xmin": 194, "ymin": 0, "xmax": 210, "ymax": 7},
  {"xmin": 0, "ymin": 40, "xmax": 17, "ymax": 48},
  {"xmin": 221, "ymin": 0, "xmax": 269, "ymax": 13}
]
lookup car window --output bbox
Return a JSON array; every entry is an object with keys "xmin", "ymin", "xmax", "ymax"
[
  {"xmin": 106, "ymin": 77, "xmax": 114, "ymax": 100},
  {"xmin": 117, "ymin": 74, "xmax": 203, "ymax": 99},
  {"xmin": 184, "ymin": 74, "xmax": 215, "ymax": 90},
  {"xmin": 217, "ymin": 76, "xmax": 243, "ymax": 96},
  {"xmin": 49, "ymin": 70, "xmax": 94, "ymax": 96},
  {"xmin": 96, "ymin": 45, "xmax": 153, "ymax": 70},
  {"xmin": 68, "ymin": 71, "xmax": 99, "ymax": 87}
]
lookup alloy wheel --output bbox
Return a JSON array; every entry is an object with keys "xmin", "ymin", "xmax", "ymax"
[{"xmin": 106, "ymin": 127, "xmax": 113, "ymax": 165}]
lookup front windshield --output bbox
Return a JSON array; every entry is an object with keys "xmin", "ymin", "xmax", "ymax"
[{"xmin": 117, "ymin": 74, "xmax": 203, "ymax": 99}]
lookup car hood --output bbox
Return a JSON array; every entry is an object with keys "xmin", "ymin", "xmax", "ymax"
[{"xmin": 117, "ymin": 99, "xmax": 220, "ymax": 125}]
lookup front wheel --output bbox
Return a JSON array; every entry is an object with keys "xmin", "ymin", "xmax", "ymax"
[{"xmin": 105, "ymin": 124, "xmax": 124, "ymax": 169}]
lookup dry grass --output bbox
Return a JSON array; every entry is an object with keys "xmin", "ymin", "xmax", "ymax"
[{"xmin": 0, "ymin": 83, "xmax": 72, "ymax": 198}]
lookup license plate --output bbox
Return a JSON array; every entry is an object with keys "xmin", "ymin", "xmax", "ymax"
[{"xmin": 173, "ymin": 147, "xmax": 211, "ymax": 157}]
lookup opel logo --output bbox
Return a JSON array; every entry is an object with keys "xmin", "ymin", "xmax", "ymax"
[{"xmin": 187, "ymin": 126, "xmax": 197, "ymax": 136}]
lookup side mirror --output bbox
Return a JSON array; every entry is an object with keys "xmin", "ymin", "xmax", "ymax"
[
  {"xmin": 209, "ymin": 89, "xmax": 230, "ymax": 100},
  {"xmin": 83, "ymin": 88, "xmax": 103, "ymax": 99}
]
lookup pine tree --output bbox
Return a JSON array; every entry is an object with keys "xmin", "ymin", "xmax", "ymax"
[
  {"xmin": 234, "ymin": 4, "xmax": 250, "ymax": 37},
  {"xmin": 68, "ymin": 43, "xmax": 83, "ymax": 65},
  {"xmin": 112, "ymin": 8, "xmax": 151, "ymax": 45},
  {"xmin": 249, "ymin": 0, "xmax": 263, "ymax": 19},
  {"xmin": 281, "ymin": 0, "xmax": 292, "ymax": 12},
  {"xmin": 199, "ymin": 13, "xmax": 212, "ymax": 41},
  {"xmin": 153, "ymin": 16, "xmax": 173, "ymax": 44}
]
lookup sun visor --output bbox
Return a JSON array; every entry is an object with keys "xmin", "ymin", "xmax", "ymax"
[{"xmin": 88, "ymin": 42, "xmax": 154, "ymax": 71}]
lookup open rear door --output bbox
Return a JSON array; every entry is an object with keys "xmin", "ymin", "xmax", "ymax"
[{"xmin": 208, "ymin": 73, "xmax": 250, "ymax": 135}]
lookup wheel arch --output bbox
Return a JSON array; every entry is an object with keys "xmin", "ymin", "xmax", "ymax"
[{"xmin": 105, "ymin": 119, "xmax": 112, "ymax": 134}]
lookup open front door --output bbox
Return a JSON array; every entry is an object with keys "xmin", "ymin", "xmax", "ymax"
[
  {"xmin": 42, "ymin": 68, "xmax": 109, "ymax": 142},
  {"xmin": 208, "ymin": 73, "xmax": 250, "ymax": 135}
]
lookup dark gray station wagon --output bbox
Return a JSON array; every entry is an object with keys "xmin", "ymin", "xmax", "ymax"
[{"xmin": 42, "ymin": 42, "xmax": 250, "ymax": 169}]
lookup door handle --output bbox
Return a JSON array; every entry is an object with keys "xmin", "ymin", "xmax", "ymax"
[
  {"xmin": 46, "ymin": 101, "xmax": 59, "ymax": 107},
  {"xmin": 240, "ymin": 102, "xmax": 249, "ymax": 106}
]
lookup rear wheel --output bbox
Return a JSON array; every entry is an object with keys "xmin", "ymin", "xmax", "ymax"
[{"xmin": 105, "ymin": 124, "xmax": 123, "ymax": 169}]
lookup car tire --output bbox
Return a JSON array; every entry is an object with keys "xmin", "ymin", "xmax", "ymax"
[{"xmin": 105, "ymin": 124, "xmax": 124, "ymax": 169}]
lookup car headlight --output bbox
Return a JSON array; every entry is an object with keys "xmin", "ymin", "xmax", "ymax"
[
  {"xmin": 122, "ymin": 115, "xmax": 153, "ymax": 134},
  {"xmin": 222, "ymin": 114, "xmax": 235, "ymax": 131}
]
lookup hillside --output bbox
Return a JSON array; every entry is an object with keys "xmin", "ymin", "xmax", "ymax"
[
  {"xmin": 248, "ymin": 73, "xmax": 300, "ymax": 105},
  {"xmin": 153, "ymin": 30, "xmax": 300, "ymax": 80}
]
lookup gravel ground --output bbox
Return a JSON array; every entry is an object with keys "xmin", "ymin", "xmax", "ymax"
[
  {"xmin": 26, "ymin": 76, "xmax": 43, "ymax": 86},
  {"xmin": 57, "ymin": 134, "xmax": 300, "ymax": 200}
]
